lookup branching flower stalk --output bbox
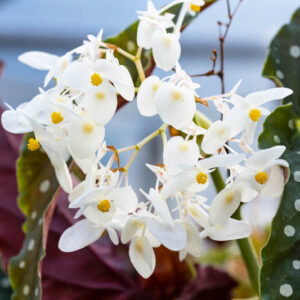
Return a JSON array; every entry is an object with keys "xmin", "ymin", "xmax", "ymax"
[{"xmin": 1, "ymin": 0, "xmax": 293, "ymax": 292}]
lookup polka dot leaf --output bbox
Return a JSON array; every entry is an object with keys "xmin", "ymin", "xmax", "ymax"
[
  {"xmin": 263, "ymin": 8, "xmax": 300, "ymax": 115},
  {"xmin": 258, "ymin": 104, "xmax": 300, "ymax": 299},
  {"xmin": 8, "ymin": 133, "xmax": 59, "ymax": 300}
]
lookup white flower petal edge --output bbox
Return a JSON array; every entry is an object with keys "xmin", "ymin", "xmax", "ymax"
[{"xmin": 58, "ymin": 219, "xmax": 104, "ymax": 252}]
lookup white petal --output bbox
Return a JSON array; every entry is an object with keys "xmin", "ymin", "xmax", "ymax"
[
  {"xmin": 245, "ymin": 87, "xmax": 293, "ymax": 107},
  {"xmin": 261, "ymin": 165, "xmax": 284, "ymax": 198},
  {"xmin": 18, "ymin": 51, "xmax": 58, "ymax": 70},
  {"xmin": 233, "ymin": 181, "xmax": 258, "ymax": 203},
  {"xmin": 242, "ymin": 119, "xmax": 257, "ymax": 145},
  {"xmin": 152, "ymin": 30, "xmax": 181, "ymax": 71},
  {"xmin": 61, "ymin": 61, "xmax": 91, "ymax": 90},
  {"xmin": 109, "ymin": 187, "xmax": 138, "ymax": 213},
  {"xmin": 185, "ymin": 223, "xmax": 202, "ymax": 257},
  {"xmin": 246, "ymin": 146, "xmax": 286, "ymax": 170},
  {"xmin": 44, "ymin": 145, "xmax": 73, "ymax": 193},
  {"xmin": 1, "ymin": 109, "xmax": 32, "ymax": 133},
  {"xmin": 197, "ymin": 153, "xmax": 245, "ymax": 170},
  {"xmin": 147, "ymin": 219, "xmax": 187, "ymax": 251},
  {"xmin": 82, "ymin": 81, "xmax": 117, "ymax": 125},
  {"xmin": 58, "ymin": 219, "xmax": 104, "ymax": 252},
  {"xmin": 112, "ymin": 65, "xmax": 135, "ymax": 101},
  {"xmin": 137, "ymin": 20, "xmax": 155, "ymax": 49},
  {"xmin": 209, "ymin": 188, "xmax": 241, "ymax": 226},
  {"xmin": 163, "ymin": 136, "xmax": 199, "ymax": 174},
  {"xmin": 148, "ymin": 189, "xmax": 173, "ymax": 225},
  {"xmin": 121, "ymin": 217, "xmax": 143, "ymax": 244},
  {"xmin": 107, "ymin": 227, "xmax": 119, "ymax": 245},
  {"xmin": 208, "ymin": 218, "xmax": 251, "ymax": 241},
  {"xmin": 129, "ymin": 236, "xmax": 155, "ymax": 278},
  {"xmin": 69, "ymin": 146, "xmax": 96, "ymax": 174},
  {"xmin": 189, "ymin": 203, "xmax": 209, "ymax": 228},
  {"xmin": 201, "ymin": 120, "xmax": 231, "ymax": 154},
  {"xmin": 155, "ymin": 82, "xmax": 195, "ymax": 128},
  {"xmin": 68, "ymin": 119, "xmax": 105, "ymax": 159},
  {"xmin": 137, "ymin": 76, "xmax": 160, "ymax": 116}
]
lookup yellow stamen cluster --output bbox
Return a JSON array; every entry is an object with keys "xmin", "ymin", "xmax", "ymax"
[
  {"xmin": 190, "ymin": 4, "xmax": 201, "ymax": 12},
  {"xmin": 51, "ymin": 111, "xmax": 64, "ymax": 124},
  {"xmin": 196, "ymin": 172, "xmax": 208, "ymax": 184},
  {"xmin": 249, "ymin": 109, "xmax": 261, "ymax": 122},
  {"xmin": 91, "ymin": 73, "xmax": 103, "ymax": 86},
  {"xmin": 136, "ymin": 240, "xmax": 144, "ymax": 252},
  {"xmin": 97, "ymin": 199, "xmax": 111, "ymax": 212},
  {"xmin": 83, "ymin": 122, "xmax": 94, "ymax": 133},
  {"xmin": 27, "ymin": 138, "xmax": 40, "ymax": 151},
  {"xmin": 255, "ymin": 172, "xmax": 268, "ymax": 185}
]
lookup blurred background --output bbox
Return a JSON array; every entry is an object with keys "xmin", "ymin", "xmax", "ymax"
[{"xmin": 0, "ymin": 0, "xmax": 299, "ymax": 225}]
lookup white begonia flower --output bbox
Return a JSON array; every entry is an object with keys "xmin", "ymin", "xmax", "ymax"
[
  {"xmin": 155, "ymin": 82, "xmax": 196, "ymax": 128},
  {"xmin": 237, "ymin": 146, "xmax": 289, "ymax": 198},
  {"xmin": 163, "ymin": 136, "xmax": 200, "ymax": 175},
  {"xmin": 23, "ymin": 115, "xmax": 73, "ymax": 193},
  {"xmin": 162, "ymin": 153, "xmax": 245, "ymax": 197},
  {"xmin": 18, "ymin": 51, "xmax": 72, "ymax": 87},
  {"xmin": 201, "ymin": 111, "xmax": 245, "ymax": 154},
  {"xmin": 59, "ymin": 180, "xmax": 138, "ymax": 252},
  {"xmin": 137, "ymin": 0, "xmax": 175, "ymax": 50},
  {"xmin": 151, "ymin": 29, "xmax": 181, "ymax": 71},
  {"xmin": 68, "ymin": 114, "xmax": 105, "ymax": 160},
  {"xmin": 230, "ymin": 87, "xmax": 293, "ymax": 145},
  {"xmin": 137, "ymin": 75, "xmax": 161, "ymax": 117},
  {"xmin": 61, "ymin": 57, "xmax": 134, "ymax": 101},
  {"xmin": 188, "ymin": 204, "xmax": 251, "ymax": 241}
]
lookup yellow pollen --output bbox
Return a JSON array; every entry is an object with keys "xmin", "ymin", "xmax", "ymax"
[
  {"xmin": 27, "ymin": 138, "xmax": 40, "ymax": 151},
  {"xmin": 97, "ymin": 199, "xmax": 111, "ymax": 212},
  {"xmin": 196, "ymin": 172, "xmax": 208, "ymax": 184},
  {"xmin": 255, "ymin": 172, "xmax": 268, "ymax": 185},
  {"xmin": 249, "ymin": 109, "xmax": 261, "ymax": 122},
  {"xmin": 91, "ymin": 73, "xmax": 103, "ymax": 86},
  {"xmin": 83, "ymin": 122, "xmax": 94, "ymax": 133},
  {"xmin": 190, "ymin": 3, "xmax": 201, "ymax": 12},
  {"xmin": 51, "ymin": 111, "xmax": 63, "ymax": 124},
  {"xmin": 225, "ymin": 192, "xmax": 234, "ymax": 204},
  {"xmin": 172, "ymin": 90, "xmax": 183, "ymax": 101},
  {"xmin": 95, "ymin": 91, "xmax": 105, "ymax": 100}
]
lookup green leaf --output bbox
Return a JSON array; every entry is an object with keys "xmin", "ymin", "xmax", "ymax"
[
  {"xmin": 0, "ymin": 269, "xmax": 12, "ymax": 300},
  {"xmin": 8, "ymin": 2, "xmax": 217, "ymax": 299},
  {"xmin": 258, "ymin": 104, "xmax": 300, "ymax": 300},
  {"xmin": 263, "ymin": 8, "xmax": 300, "ymax": 115},
  {"xmin": 9, "ymin": 133, "xmax": 59, "ymax": 300}
]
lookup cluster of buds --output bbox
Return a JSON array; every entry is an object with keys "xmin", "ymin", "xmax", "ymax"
[{"xmin": 1, "ymin": 0, "xmax": 292, "ymax": 278}]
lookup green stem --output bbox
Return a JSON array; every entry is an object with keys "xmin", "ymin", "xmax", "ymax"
[{"xmin": 232, "ymin": 207, "xmax": 260, "ymax": 294}]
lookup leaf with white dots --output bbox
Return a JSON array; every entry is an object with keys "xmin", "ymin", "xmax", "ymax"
[
  {"xmin": 258, "ymin": 104, "xmax": 300, "ymax": 300},
  {"xmin": 8, "ymin": 133, "xmax": 59, "ymax": 300},
  {"xmin": 263, "ymin": 8, "xmax": 300, "ymax": 115}
]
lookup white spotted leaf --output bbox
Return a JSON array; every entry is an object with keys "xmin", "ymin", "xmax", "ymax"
[{"xmin": 259, "ymin": 104, "xmax": 300, "ymax": 300}]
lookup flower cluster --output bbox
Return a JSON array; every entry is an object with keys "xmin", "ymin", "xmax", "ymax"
[{"xmin": 1, "ymin": 0, "xmax": 292, "ymax": 279}]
